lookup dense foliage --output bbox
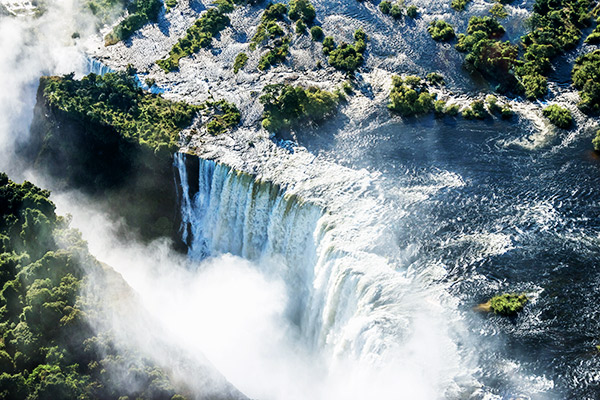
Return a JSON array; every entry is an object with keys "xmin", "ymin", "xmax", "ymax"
[
  {"xmin": 451, "ymin": 0, "xmax": 472, "ymax": 11},
  {"xmin": 489, "ymin": 293, "xmax": 528, "ymax": 316},
  {"xmin": 462, "ymin": 99, "xmax": 488, "ymax": 119},
  {"xmin": 0, "ymin": 175, "xmax": 188, "ymax": 399},
  {"xmin": 516, "ymin": 0, "xmax": 594, "ymax": 99},
  {"xmin": 388, "ymin": 75, "xmax": 435, "ymax": 117},
  {"xmin": 323, "ymin": 29, "xmax": 368, "ymax": 73},
  {"xmin": 456, "ymin": 16, "xmax": 519, "ymax": 93},
  {"xmin": 406, "ymin": 5, "xmax": 418, "ymax": 18},
  {"xmin": 41, "ymin": 72, "xmax": 200, "ymax": 152},
  {"xmin": 379, "ymin": 1, "xmax": 403, "ymax": 18},
  {"xmin": 260, "ymin": 84, "xmax": 340, "ymax": 132},
  {"xmin": 542, "ymin": 104, "xmax": 573, "ymax": 128},
  {"xmin": 288, "ymin": 0, "xmax": 315, "ymax": 24},
  {"xmin": 585, "ymin": 17, "xmax": 600, "ymax": 43},
  {"xmin": 156, "ymin": 3, "xmax": 233, "ymax": 71},
  {"xmin": 233, "ymin": 52, "xmax": 248, "ymax": 73},
  {"xmin": 572, "ymin": 50, "xmax": 600, "ymax": 114},
  {"xmin": 250, "ymin": 3, "xmax": 287, "ymax": 50},
  {"xmin": 428, "ymin": 20, "xmax": 455, "ymax": 41},
  {"xmin": 310, "ymin": 25, "xmax": 324, "ymax": 41},
  {"xmin": 104, "ymin": 0, "xmax": 162, "ymax": 45}
]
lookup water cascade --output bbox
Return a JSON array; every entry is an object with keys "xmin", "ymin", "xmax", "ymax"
[{"xmin": 174, "ymin": 152, "xmax": 471, "ymax": 398}]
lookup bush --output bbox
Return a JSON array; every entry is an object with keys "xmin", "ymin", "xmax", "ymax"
[
  {"xmin": 462, "ymin": 100, "xmax": 488, "ymax": 119},
  {"xmin": 379, "ymin": 0, "xmax": 391, "ymax": 14},
  {"xmin": 428, "ymin": 20, "xmax": 455, "ymax": 41},
  {"xmin": 489, "ymin": 3, "xmax": 507, "ymax": 18},
  {"xmin": 451, "ymin": 0, "xmax": 471, "ymax": 11},
  {"xmin": 260, "ymin": 84, "xmax": 340, "ymax": 132},
  {"xmin": 156, "ymin": 7, "xmax": 231, "ymax": 71},
  {"xmin": 406, "ymin": 5, "xmax": 418, "ymax": 18},
  {"xmin": 325, "ymin": 29, "xmax": 368, "ymax": 72},
  {"xmin": 489, "ymin": 294, "xmax": 528, "ymax": 316},
  {"xmin": 258, "ymin": 37, "xmax": 290, "ymax": 70},
  {"xmin": 233, "ymin": 52, "xmax": 248, "ymax": 73},
  {"xmin": 288, "ymin": 0, "xmax": 316, "ymax": 24},
  {"xmin": 249, "ymin": 3, "xmax": 287, "ymax": 51},
  {"xmin": 296, "ymin": 20, "xmax": 307, "ymax": 34},
  {"xmin": 388, "ymin": 75, "xmax": 435, "ymax": 116},
  {"xmin": 592, "ymin": 129, "xmax": 600, "ymax": 151},
  {"xmin": 165, "ymin": 0, "xmax": 177, "ymax": 12},
  {"xmin": 572, "ymin": 50, "xmax": 600, "ymax": 114},
  {"xmin": 389, "ymin": 3, "xmax": 403, "ymax": 19},
  {"xmin": 104, "ymin": 0, "xmax": 162, "ymax": 45},
  {"xmin": 426, "ymin": 72, "xmax": 445, "ymax": 86},
  {"xmin": 310, "ymin": 25, "xmax": 324, "ymax": 41},
  {"xmin": 542, "ymin": 105, "xmax": 573, "ymax": 128}
]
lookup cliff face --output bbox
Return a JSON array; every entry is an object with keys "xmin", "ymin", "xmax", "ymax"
[{"xmin": 26, "ymin": 77, "xmax": 184, "ymax": 248}]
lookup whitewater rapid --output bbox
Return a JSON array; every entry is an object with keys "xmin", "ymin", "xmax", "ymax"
[{"xmin": 174, "ymin": 152, "xmax": 481, "ymax": 399}]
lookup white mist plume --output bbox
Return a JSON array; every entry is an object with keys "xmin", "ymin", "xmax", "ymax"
[{"xmin": 0, "ymin": 0, "xmax": 105, "ymax": 177}]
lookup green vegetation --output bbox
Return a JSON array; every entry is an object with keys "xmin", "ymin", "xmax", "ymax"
[
  {"xmin": 41, "ymin": 72, "xmax": 200, "ymax": 152},
  {"xmin": 490, "ymin": 2, "xmax": 508, "ymax": 18},
  {"xmin": 311, "ymin": 25, "xmax": 324, "ymax": 41},
  {"xmin": 260, "ymin": 84, "xmax": 340, "ymax": 132},
  {"xmin": 0, "ymin": 175, "xmax": 189, "ymax": 399},
  {"xmin": 380, "ymin": 1, "xmax": 403, "ymax": 18},
  {"xmin": 572, "ymin": 50, "xmax": 600, "ymax": 114},
  {"xmin": 104, "ymin": 0, "xmax": 162, "ymax": 45},
  {"xmin": 426, "ymin": 72, "xmax": 445, "ymax": 86},
  {"xmin": 406, "ymin": 5, "xmax": 418, "ymax": 18},
  {"xmin": 592, "ymin": 129, "xmax": 600, "ymax": 151},
  {"xmin": 485, "ymin": 95, "xmax": 514, "ymax": 118},
  {"xmin": 542, "ymin": 104, "xmax": 573, "ymax": 128},
  {"xmin": 379, "ymin": 1, "xmax": 391, "ymax": 14},
  {"xmin": 249, "ymin": 3, "xmax": 287, "ymax": 50},
  {"xmin": 296, "ymin": 19, "xmax": 307, "ymax": 34},
  {"xmin": 456, "ymin": 16, "xmax": 519, "ymax": 93},
  {"xmin": 585, "ymin": 17, "xmax": 600, "ymax": 43},
  {"xmin": 288, "ymin": 0, "xmax": 316, "ymax": 24},
  {"xmin": 516, "ymin": 0, "xmax": 594, "ymax": 99},
  {"xmin": 428, "ymin": 20, "xmax": 455, "ymax": 41},
  {"xmin": 462, "ymin": 100, "xmax": 488, "ymax": 119},
  {"xmin": 156, "ymin": 4, "xmax": 232, "ymax": 72},
  {"xmin": 489, "ymin": 293, "xmax": 528, "ymax": 316},
  {"xmin": 258, "ymin": 37, "xmax": 290, "ymax": 70},
  {"xmin": 388, "ymin": 75, "xmax": 435, "ymax": 117},
  {"xmin": 33, "ymin": 72, "xmax": 238, "ymax": 242},
  {"xmin": 233, "ymin": 52, "xmax": 248, "ymax": 73},
  {"xmin": 324, "ymin": 29, "xmax": 368, "ymax": 73},
  {"xmin": 451, "ymin": 0, "xmax": 472, "ymax": 11},
  {"xmin": 165, "ymin": 0, "xmax": 177, "ymax": 11}
]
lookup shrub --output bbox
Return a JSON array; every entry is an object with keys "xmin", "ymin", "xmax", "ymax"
[
  {"xmin": 585, "ymin": 18, "xmax": 600, "ymax": 44},
  {"xmin": 462, "ymin": 100, "xmax": 488, "ymax": 119},
  {"xmin": 325, "ymin": 29, "xmax": 368, "ymax": 72},
  {"xmin": 542, "ymin": 105, "xmax": 573, "ymax": 128},
  {"xmin": 156, "ymin": 7, "xmax": 231, "ymax": 71},
  {"xmin": 379, "ymin": 0, "xmax": 392, "ymax": 14},
  {"xmin": 104, "ymin": 0, "xmax": 162, "ymax": 45},
  {"xmin": 388, "ymin": 75, "xmax": 435, "ymax": 116},
  {"xmin": 592, "ymin": 129, "xmax": 600, "ymax": 151},
  {"xmin": 501, "ymin": 104, "xmax": 514, "ymax": 119},
  {"xmin": 406, "ymin": 5, "xmax": 418, "ymax": 18},
  {"xmin": 260, "ymin": 84, "xmax": 340, "ymax": 132},
  {"xmin": 310, "ymin": 25, "xmax": 324, "ymax": 41},
  {"xmin": 288, "ymin": 0, "xmax": 316, "ymax": 24},
  {"xmin": 428, "ymin": 20, "xmax": 455, "ymax": 41},
  {"xmin": 233, "ymin": 52, "xmax": 248, "ymax": 73},
  {"xmin": 451, "ymin": 0, "xmax": 471, "ymax": 11},
  {"xmin": 426, "ymin": 72, "xmax": 445, "ymax": 86},
  {"xmin": 572, "ymin": 50, "xmax": 600, "ymax": 114},
  {"xmin": 389, "ymin": 3, "xmax": 403, "ymax": 19},
  {"xmin": 296, "ymin": 20, "xmax": 307, "ymax": 34},
  {"xmin": 489, "ymin": 3, "xmax": 507, "ymax": 18},
  {"xmin": 489, "ymin": 294, "xmax": 528, "ymax": 316},
  {"xmin": 258, "ymin": 37, "xmax": 290, "ymax": 70},
  {"xmin": 165, "ymin": 0, "xmax": 177, "ymax": 12},
  {"xmin": 249, "ymin": 3, "xmax": 287, "ymax": 51}
]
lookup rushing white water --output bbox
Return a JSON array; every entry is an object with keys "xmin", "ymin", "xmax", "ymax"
[{"xmin": 174, "ymin": 152, "xmax": 478, "ymax": 399}]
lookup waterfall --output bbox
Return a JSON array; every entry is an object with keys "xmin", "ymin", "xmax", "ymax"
[{"xmin": 174, "ymin": 152, "xmax": 468, "ymax": 393}]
